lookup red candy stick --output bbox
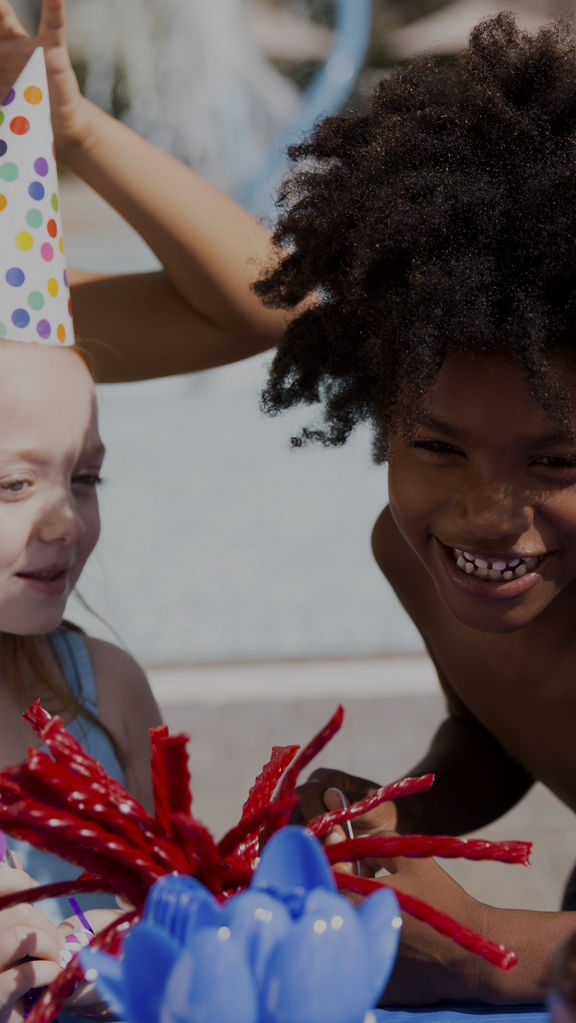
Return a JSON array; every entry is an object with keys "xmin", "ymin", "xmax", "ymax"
[
  {"xmin": 336, "ymin": 872, "xmax": 517, "ymax": 971},
  {"xmin": 324, "ymin": 834, "xmax": 531, "ymax": 866},
  {"xmin": 308, "ymin": 774, "xmax": 436, "ymax": 837}
]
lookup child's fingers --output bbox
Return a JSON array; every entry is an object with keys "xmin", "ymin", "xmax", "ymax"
[
  {"xmin": 376, "ymin": 854, "xmax": 454, "ymax": 893},
  {"xmin": 37, "ymin": 0, "xmax": 67, "ymax": 49},
  {"xmin": 64, "ymin": 978, "xmax": 108, "ymax": 1013},
  {"xmin": 62, "ymin": 908, "xmax": 118, "ymax": 934},
  {"xmin": 0, "ymin": 958, "xmax": 61, "ymax": 1023},
  {"xmin": 0, "ymin": 901, "xmax": 64, "ymax": 1023},
  {"xmin": 324, "ymin": 826, "xmax": 356, "ymax": 875},
  {"xmin": 294, "ymin": 768, "xmax": 375, "ymax": 826},
  {"xmin": 0, "ymin": 904, "xmax": 63, "ymax": 968},
  {"xmin": 0, "ymin": 864, "xmax": 40, "ymax": 896},
  {"xmin": 0, "ymin": 0, "xmax": 27, "ymax": 40}
]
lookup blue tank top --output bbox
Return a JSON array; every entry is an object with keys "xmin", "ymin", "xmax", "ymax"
[{"xmin": 9, "ymin": 629, "xmax": 126, "ymax": 924}]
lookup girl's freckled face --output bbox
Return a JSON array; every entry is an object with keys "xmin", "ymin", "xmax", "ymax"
[{"xmin": 387, "ymin": 352, "xmax": 576, "ymax": 633}]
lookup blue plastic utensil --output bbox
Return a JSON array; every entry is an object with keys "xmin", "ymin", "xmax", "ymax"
[
  {"xmin": 121, "ymin": 924, "xmax": 182, "ymax": 1023},
  {"xmin": 252, "ymin": 825, "xmax": 336, "ymax": 909},
  {"xmin": 219, "ymin": 888, "xmax": 292, "ymax": 991},
  {"xmin": 79, "ymin": 949, "xmax": 125, "ymax": 1018},
  {"xmin": 357, "ymin": 887, "xmax": 403, "ymax": 1002},
  {"xmin": 144, "ymin": 872, "xmax": 220, "ymax": 944},
  {"xmin": 80, "ymin": 827, "xmax": 402, "ymax": 1023},
  {"xmin": 163, "ymin": 928, "xmax": 257, "ymax": 1023},
  {"xmin": 261, "ymin": 886, "xmax": 372, "ymax": 1023}
]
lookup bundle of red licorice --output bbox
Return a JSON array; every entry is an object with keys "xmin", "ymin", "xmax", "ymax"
[{"xmin": 0, "ymin": 701, "xmax": 531, "ymax": 1023}]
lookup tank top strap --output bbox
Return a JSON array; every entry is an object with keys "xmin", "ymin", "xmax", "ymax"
[{"xmin": 49, "ymin": 628, "xmax": 98, "ymax": 713}]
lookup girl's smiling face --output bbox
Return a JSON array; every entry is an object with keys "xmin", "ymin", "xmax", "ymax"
[
  {"xmin": 0, "ymin": 342, "xmax": 103, "ymax": 637},
  {"xmin": 387, "ymin": 351, "xmax": 576, "ymax": 633}
]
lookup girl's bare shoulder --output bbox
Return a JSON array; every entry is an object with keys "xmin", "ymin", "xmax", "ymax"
[
  {"xmin": 81, "ymin": 636, "xmax": 161, "ymax": 723},
  {"xmin": 81, "ymin": 635, "xmax": 151, "ymax": 697},
  {"xmin": 82, "ymin": 635, "xmax": 162, "ymax": 811}
]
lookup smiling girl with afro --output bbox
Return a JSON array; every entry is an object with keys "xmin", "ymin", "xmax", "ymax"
[{"xmin": 256, "ymin": 12, "xmax": 576, "ymax": 1006}]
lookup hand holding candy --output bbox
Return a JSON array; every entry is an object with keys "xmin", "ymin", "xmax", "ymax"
[
  {"xmin": 0, "ymin": 855, "xmax": 63, "ymax": 1023},
  {"xmin": 369, "ymin": 855, "xmax": 492, "ymax": 1006},
  {"xmin": 294, "ymin": 767, "xmax": 397, "ymax": 852}
]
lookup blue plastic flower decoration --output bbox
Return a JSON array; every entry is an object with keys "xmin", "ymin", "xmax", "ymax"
[{"xmin": 79, "ymin": 827, "xmax": 402, "ymax": 1023}]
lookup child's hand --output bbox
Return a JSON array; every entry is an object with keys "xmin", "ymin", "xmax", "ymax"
[
  {"xmin": 0, "ymin": 0, "xmax": 88, "ymax": 152},
  {"xmin": 59, "ymin": 908, "xmax": 123, "ymax": 1019},
  {"xmin": 0, "ymin": 860, "xmax": 64, "ymax": 1023},
  {"xmin": 294, "ymin": 766, "xmax": 398, "ymax": 875},
  {"xmin": 375, "ymin": 856, "xmax": 489, "ymax": 1005},
  {"xmin": 294, "ymin": 766, "xmax": 386, "ymax": 822},
  {"xmin": 293, "ymin": 767, "xmax": 398, "ymax": 878}
]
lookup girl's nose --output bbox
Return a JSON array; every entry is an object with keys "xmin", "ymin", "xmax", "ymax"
[
  {"xmin": 452, "ymin": 480, "xmax": 533, "ymax": 540},
  {"xmin": 37, "ymin": 495, "xmax": 86, "ymax": 545}
]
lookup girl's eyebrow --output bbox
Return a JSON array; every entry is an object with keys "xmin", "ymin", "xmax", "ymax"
[
  {"xmin": 0, "ymin": 442, "xmax": 107, "ymax": 463},
  {"xmin": 527, "ymin": 432, "xmax": 576, "ymax": 448},
  {"xmin": 416, "ymin": 417, "xmax": 576, "ymax": 447},
  {"xmin": 415, "ymin": 414, "xmax": 459, "ymax": 437}
]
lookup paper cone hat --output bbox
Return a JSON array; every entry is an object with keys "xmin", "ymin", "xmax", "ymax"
[{"xmin": 0, "ymin": 47, "xmax": 73, "ymax": 345}]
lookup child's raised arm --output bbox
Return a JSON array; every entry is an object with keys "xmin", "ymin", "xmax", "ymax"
[{"xmin": 0, "ymin": 0, "xmax": 288, "ymax": 382}]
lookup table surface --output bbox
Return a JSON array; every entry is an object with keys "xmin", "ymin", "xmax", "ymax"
[{"xmin": 375, "ymin": 1006, "xmax": 547, "ymax": 1023}]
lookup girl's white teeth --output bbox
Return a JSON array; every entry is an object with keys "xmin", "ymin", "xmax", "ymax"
[{"xmin": 453, "ymin": 549, "xmax": 539, "ymax": 580}]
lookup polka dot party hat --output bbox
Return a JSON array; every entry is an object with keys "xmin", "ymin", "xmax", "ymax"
[{"xmin": 0, "ymin": 47, "xmax": 73, "ymax": 345}]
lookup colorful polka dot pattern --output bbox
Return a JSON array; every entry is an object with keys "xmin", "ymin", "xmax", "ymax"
[{"xmin": 0, "ymin": 48, "xmax": 74, "ymax": 345}]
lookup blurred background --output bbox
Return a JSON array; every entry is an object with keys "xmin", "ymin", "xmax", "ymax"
[{"xmin": 10, "ymin": 0, "xmax": 576, "ymax": 909}]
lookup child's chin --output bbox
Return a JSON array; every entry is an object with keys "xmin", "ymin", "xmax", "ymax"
[
  {"xmin": 1, "ymin": 611, "xmax": 66, "ymax": 637},
  {"xmin": 434, "ymin": 581, "xmax": 544, "ymax": 634}
]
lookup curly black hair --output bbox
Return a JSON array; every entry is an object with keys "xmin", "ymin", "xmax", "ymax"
[{"xmin": 255, "ymin": 12, "xmax": 576, "ymax": 460}]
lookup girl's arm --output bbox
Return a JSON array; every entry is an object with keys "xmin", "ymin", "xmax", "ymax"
[
  {"xmin": 64, "ymin": 109, "xmax": 287, "ymax": 382},
  {"xmin": 0, "ymin": 0, "xmax": 287, "ymax": 382},
  {"xmin": 390, "ymin": 704, "xmax": 534, "ymax": 836},
  {"xmin": 377, "ymin": 856, "xmax": 576, "ymax": 1004}
]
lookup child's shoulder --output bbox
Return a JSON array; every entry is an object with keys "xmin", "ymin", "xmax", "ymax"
[
  {"xmin": 81, "ymin": 635, "xmax": 162, "ymax": 810},
  {"xmin": 80, "ymin": 635, "xmax": 161, "ymax": 732},
  {"xmin": 78, "ymin": 634, "xmax": 148, "ymax": 700},
  {"xmin": 80, "ymin": 634, "xmax": 147, "ymax": 686}
]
